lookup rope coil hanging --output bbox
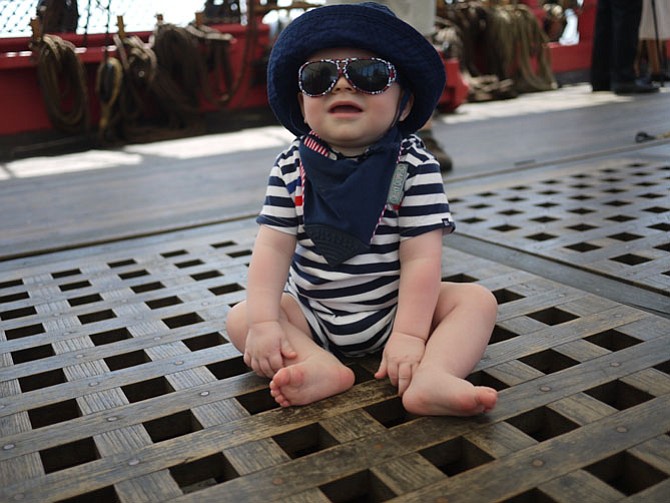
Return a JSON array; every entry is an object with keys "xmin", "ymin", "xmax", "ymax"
[{"xmin": 31, "ymin": 20, "xmax": 90, "ymax": 134}]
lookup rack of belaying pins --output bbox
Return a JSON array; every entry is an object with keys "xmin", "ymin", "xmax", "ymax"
[{"xmin": 3, "ymin": 0, "xmax": 578, "ymax": 153}]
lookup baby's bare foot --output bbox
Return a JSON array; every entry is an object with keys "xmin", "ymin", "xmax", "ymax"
[
  {"xmin": 401, "ymin": 369, "xmax": 497, "ymax": 416},
  {"xmin": 269, "ymin": 356, "xmax": 355, "ymax": 407}
]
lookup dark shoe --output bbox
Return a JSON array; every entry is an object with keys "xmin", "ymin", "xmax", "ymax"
[
  {"xmin": 612, "ymin": 79, "xmax": 660, "ymax": 94},
  {"xmin": 591, "ymin": 82, "xmax": 610, "ymax": 92},
  {"xmin": 418, "ymin": 131, "xmax": 453, "ymax": 173},
  {"xmin": 651, "ymin": 72, "xmax": 670, "ymax": 83}
]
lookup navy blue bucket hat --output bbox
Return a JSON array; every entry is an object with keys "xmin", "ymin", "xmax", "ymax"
[{"xmin": 267, "ymin": 2, "xmax": 446, "ymax": 138}]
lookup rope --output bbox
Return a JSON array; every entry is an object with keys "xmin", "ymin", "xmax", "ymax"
[
  {"xmin": 435, "ymin": 1, "xmax": 556, "ymax": 100},
  {"xmin": 33, "ymin": 34, "xmax": 90, "ymax": 133}
]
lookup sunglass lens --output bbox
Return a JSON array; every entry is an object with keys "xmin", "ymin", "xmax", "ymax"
[
  {"xmin": 300, "ymin": 61, "xmax": 338, "ymax": 96},
  {"xmin": 347, "ymin": 59, "xmax": 391, "ymax": 93}
]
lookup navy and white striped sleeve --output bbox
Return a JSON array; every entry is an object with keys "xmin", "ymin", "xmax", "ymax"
[
  {"xmin": 256, "ymin": 141, "xmax": 301, "ymax": 235},
  {"xmin": 397, "ymin": 139, "xmax": 455, "ymax": 239}
]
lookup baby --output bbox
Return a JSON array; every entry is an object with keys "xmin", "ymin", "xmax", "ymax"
[{"xmin": 226, "ymin": 2, "xmax": 498, "ymax": 416}]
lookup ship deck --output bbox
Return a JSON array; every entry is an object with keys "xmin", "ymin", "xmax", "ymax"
[{"xmin": 1, "ymin": 83, "xmax": 669, "ymax": 502}]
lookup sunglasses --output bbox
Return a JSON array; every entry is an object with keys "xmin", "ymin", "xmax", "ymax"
[{"xmin": 298, "ymin": 57, "xmax": 397, "ymax": 97}]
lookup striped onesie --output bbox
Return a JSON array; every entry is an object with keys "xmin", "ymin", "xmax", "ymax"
[{"xmin": 257, "ymin": 135, "xmax": 455, "ymax": 357}]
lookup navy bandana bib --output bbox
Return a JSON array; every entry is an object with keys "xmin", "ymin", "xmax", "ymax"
[{"xmin": 299, "ymin": 128, "xmax": 402, "ymax": 267}]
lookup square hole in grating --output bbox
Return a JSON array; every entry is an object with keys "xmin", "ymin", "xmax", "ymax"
[
  {"xmin": 500, "ymin": 209, "xmax": 524, "ymax": 216},
  {"xmin": 466, "ymin": 370, "xmax": 509, "ymax": 391},
  {"xmin": 52, "ymin": 268, "xmax": 81, "ymax": 279},
  {"xmin": 122, "ymin": 376, "xmax": 175, "ymax": 403},
  {"xmin": 11, "ymin": 343, "xmax": 54, "ymax": 364},
  {"xmin": 442, "ymin": 273, "xmax": 478, "ymax": 283},
  {"xmin": 119, "ymin": 269, "xmax": 150, "ymax": 280},
  {"xmin": 0, "ymin": 290, "xmax": 29, "ymax": 304},
  {"xmin": 506, "ymin": 406, "xmax": 579, "ymax": 442},
  {"xmin": 320, "ymin": 470, "xmax": 396, "ymax": 503},
  {"xmin": 525, "ymin": 232, "xmax": 556, "ymax": 242},
  {"xmin": 176, "ymin": 259, "xmax": 204, "ymax": 268},
  {"xmin": 40, "ymin": 437, "xmax": 99, "ymax": 474},
  {"xmin": 491, "ymin": 224, "xmax": 520, "ymax": 233},
  {"xmin": 5, "ymin": 322, "xmax": 44, "ymax": 341},
  {"xmin": 19, "ymin": 368, "xmax": 66, "ymax": 392},
  {"xmin": 505, "ymin": 488, "xmax": 555, "ymax": 503},
  {"xmin": 584, "ymin": 451, "xmax": 668, "ymax": 496},
  {"xmin": 143, "ymin": 410, "xmax": 203, "ymax": 443},
  {"xmin": 607, "ymin": 214, "xmax": 636, "ymax": 223},
  {"xmin": 585, "ymin": 329, "xmax": 642, "ymax": 351},
  {"xmin": 649, "ymin": 222, "xmax": 670, "ymax": 232},
  {"xmin": 643, "ymin": 206, "xmax": 669, "ymax": 214},
  {"xmin": 211, "ymin": 240, "xmax": 235, "ymax": 248},
  {"xmin": 565, "ymin": 242, "xmax": 602, "ymax": 253},
  {"xmin": 108, "ymin": 258, "xmax": 136, "ymax": 268},
  {"xmin": 57, "ymin": 487, "xmax": 120, "ymax": 503},
  {"xmin": 655, "ymin": 360, "xmax": 670, "ymax": 375},
  {"xmin": 67, "ymin": 293, "xmax": 103, "ymax": 307},
  {"xmin": 146, "ymin": 296, "xmax": 183, "ymax": 310},
  {"xmin": 162, "ymin": 312, "xmax": 204, "ymax": 329},
  {"xmin": 191, "ymin": 270, "xmax": 223, "ymax": 281},
  {"xmin": 608, "ymin": 232, "xmax": 642, "ymax": 242},
  {"xmin": 78, "ymin": 309, "xmax": 116, "ymax": 325},
  {"xmin": 519, "ymin": 349, "xmax": 579, "ymax": 375},
  {"xmin": 59, "ymin": 280, "xmax": 92, "ymax": 292},
  {"xmin": 460, "ymin": 217, "xmax": 486, "ymax": 224},
  {"xmin": 655, "ymin": 242, "xmax": 670, "ymax": 253},
  {"xmin": 468, "ymin": 203, "xmax": 492, "ymax": 209},
  {"xmin": 89, "ymin": 327, "xmax": 132, "ymax": 346},
  {"xmin": 489, "ymin": 325, "xmax": 520, "ymax": 344},
  {"xmin": 610, "ymin": 253, "xmax": 652, "ymax": 266},
  {"xmin": 567, "ymin": 223, "xmax": 598, "ymax": 232},
  {"xmin": 527, "ymin": 307, "xmax": 578, "ymax": 326},
  {"xmin": 28, "ymin": 398, "xmax": 81, "ymax": 429},
  {"xmin": 183, "ymin": 332, "xmax": 227, "ymax": 351},
  {"xmin": 104, "ymin": 350, "xmax": 150, "ymax": 371},
  {"xmin": 350, "ymin": 363, "xmax": 376, "ymax": 384},
  {"xmin": 505, "ymin": 196, "xmax": 526, "ymax": 203},
  {"xmin": 170, "ymin": 453, "xmax": 239, "ymax": 494},
  {"xmin": 365, "ymin": 397, "xmax": 416, "ymax": 428},
  {"xmin": 273, "ymin": 423, "xmax": 339, "ymax": 459},
  {"xmin": 162, "ymin": 250, "xmax": 188, "ymax": 258},
  {"xmin": 0, "ymin": 305, "xmax": 37, "ymax": 320},
  {"xmin": 236, "ymin": 388, "xmax": 280, "ymax": 414},
  {"xmin": 206, "ymin": 356, "xmax": 250, "ymax": 380},
  {"xmin": 530, "ymin": 216, "xmax": 559, "ymax": 223},
  {"xmin": 209, "ymin": 283, "xmax": 245, "ymax": 296},
  {"xmin": 568, "ymin": 207, "xmax": 595, "ymax": 215},
  {"xmin": 131, "ymin": 281, "xmax": 165, "ymax": 293},
  {"xmin": 0, "ymin": 278, "xmax": 23, "ymax": 289},
  {"xmin": 583, "ymin": 380, "xmax": 654, "ymax": 411},
  {"xmin": 570, "ymin": 194, "xmax": 594, "ymax": 201},
  {"xmin": 493, "ymin": 288, "xmax": 525, "ymax": 304},
  {"xmin": 420, "ymin": 436, "xmax": 494, "ymax": 476},
  {"xmin": 228, "ymin": 249, "xmax": 253, "ymax": 259},
  {"xmin": 535, "ymin": 202, "xmax": 560, "ymax": 209}
]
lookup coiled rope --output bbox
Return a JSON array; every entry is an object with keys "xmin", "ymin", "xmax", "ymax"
[{"xmin": 33, "ymin": 34, "xmax": 90, "ymax": 133}]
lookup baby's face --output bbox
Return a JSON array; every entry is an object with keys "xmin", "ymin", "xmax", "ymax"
[{"xmin": 297, "ymin": 47, "xmax": 411, "ymax": 156}]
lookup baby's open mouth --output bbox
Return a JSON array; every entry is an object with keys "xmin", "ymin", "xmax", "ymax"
[{"xmin": 329, "ymin": 104, "xmax": 363, "ymax": 113}]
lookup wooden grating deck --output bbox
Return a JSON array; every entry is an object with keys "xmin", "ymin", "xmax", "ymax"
[
  {"xmin": 1, "ymin": 85, "xmax": 670, "ymax": 501},
  {"xmin": 1, "ymin": 151, "xmax": 669, "ymax": 502}
]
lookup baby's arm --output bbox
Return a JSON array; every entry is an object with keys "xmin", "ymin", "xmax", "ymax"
[
  {"xmin": 375, "ymin": 229, "xmax": 443, "ymax": 394},
  {"xmin": 244, "ymin": 225, "xmax": 298, "ymax": 378}
]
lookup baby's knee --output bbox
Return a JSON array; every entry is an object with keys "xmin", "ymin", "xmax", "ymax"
[
  {"xmin": 457, "ymin": 283, "xmax": 498, "ymax": 317},
  {"xmin": 225, "ymin": 302, "xmax": 248, "ymax": 349}
]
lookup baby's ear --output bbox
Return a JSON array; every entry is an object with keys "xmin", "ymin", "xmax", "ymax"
[{"xmin": 399, "ymin": 94, "xmax": 414, "ymax": 121}]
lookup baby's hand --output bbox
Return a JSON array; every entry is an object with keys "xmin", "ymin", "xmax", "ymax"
[
  {"xmin": 374, "ymin": 332, "xmax": 426, "ymax": 395},
  {"xmin": 244, "ymin": 321, "xmax": 296, "ymax": 378}
]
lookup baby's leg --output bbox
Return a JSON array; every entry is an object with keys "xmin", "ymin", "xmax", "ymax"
[
  {"xmin": 226, "ymin": 295, "xmax": 355, "ymax": 407},
  {"xmin": 402, "ymin": 283, "xmax": 498, "ymax": 416}
]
